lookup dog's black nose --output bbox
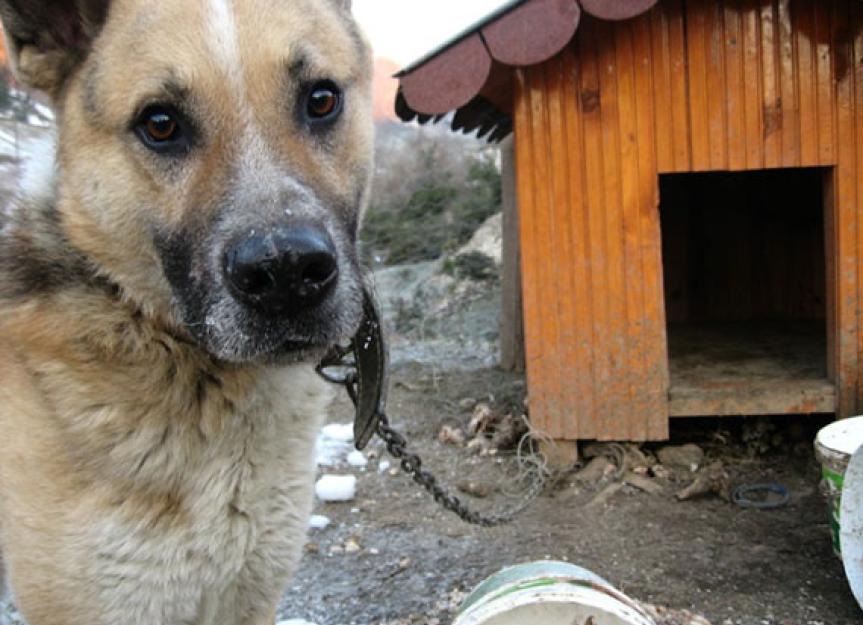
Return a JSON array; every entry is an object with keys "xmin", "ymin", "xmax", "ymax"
[{"xmin": 223, "ymin": 226, "xmax": 338, "ymax": 314}]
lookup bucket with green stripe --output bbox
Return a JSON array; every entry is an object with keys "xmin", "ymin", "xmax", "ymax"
[
  {"xmin": 814, "ymin": 417, "xmax": 863, "ymax": 556},
  {"xmin": 453, "ymin": 561, "xmax": 655, "ymax": 625}
]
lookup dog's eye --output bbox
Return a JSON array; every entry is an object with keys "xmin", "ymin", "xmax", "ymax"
[
  {"xmin": 306, "ymin": 82, "xmax": 342, "ymax": 122},
  {"xmin": 146, "ymin": 113, "xmax": 178, "ymax": 142},
  {"xmin": 134, "ymin": 106, "xmax": 190, "ymax": 155}
]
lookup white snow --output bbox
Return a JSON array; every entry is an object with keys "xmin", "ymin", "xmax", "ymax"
[
  {"xmin": 315, "ymin": 422, "xmax": 358, "ymax": 468},
  {"xmin": 347, "ymin": 450, "xmax": 368, "ymax": 468},
  {"xmin": 315, "ymin": 475, "xmax": 357, "ymax": 502},
  {"xmin": 308, "ymin": 514, "xmax": 331, "ymax": 530},
  {"xmin": 321, "ymin": 423, "xmax": 354, "ymax": 442},
  {"xmin": 378, "ymin": 460, "xmax": 392, "ymax": 473}
]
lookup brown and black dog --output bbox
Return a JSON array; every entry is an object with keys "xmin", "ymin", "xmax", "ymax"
[{"xmin": 0, "ymin": 1, "xmax": 373, "ymax": 623}]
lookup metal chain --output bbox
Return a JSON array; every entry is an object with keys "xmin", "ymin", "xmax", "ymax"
[{"xmin": 317, "ymin": 351, "xmax": 541, "ymax": 527}]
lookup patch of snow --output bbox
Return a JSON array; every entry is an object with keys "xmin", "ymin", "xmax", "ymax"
[
  {"xmin": 346, "ymin": 450, "xmax": 368, "ymax": 468},
  {"xmin": 315, "ymin": 422, "xmax": 355, "ymax": 468},
  {"xmin": 0, "ymin": 599, "xmax": 24, "ymax": 625},
  {"xmin": 315, "ymin": 475, "xmax": 357, "ymax": 503},
  {"xmin": 308, "ymin": 515, "xmax": 331, "ymax": 530},
  {"xmin": 321, "ymin": 423, "xmax": 354, "ymax": 442},
  {"xmin": 378, "ymin": 460, "xmax": 391, "ymax": 474},
  {"xmin": 18, "ymin": 130, "xmax": 56, "ymax": 205}
]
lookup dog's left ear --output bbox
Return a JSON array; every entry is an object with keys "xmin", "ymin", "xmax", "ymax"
[{"xmin": 0, "ymin": 0, "xmax": 110, "ymax": 95}]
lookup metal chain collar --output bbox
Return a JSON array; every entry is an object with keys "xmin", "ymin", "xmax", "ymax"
[{"xmin": 316, "ymin": 343, "xmax": 539, "ymax": 528}]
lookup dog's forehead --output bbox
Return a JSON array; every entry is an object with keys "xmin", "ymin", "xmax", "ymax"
[{"xmin": 101, "ymin": 0, "xmax": 366, "ymax": 87}]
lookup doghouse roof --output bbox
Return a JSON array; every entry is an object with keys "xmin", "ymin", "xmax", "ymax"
[{"xmin": 394, "ymin": 0, "xmax": 659, "ymax": 140}]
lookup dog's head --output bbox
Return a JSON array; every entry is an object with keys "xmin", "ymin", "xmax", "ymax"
[{"xmin": 0, "ymin": 0, "xmax": 374, "ymax": 363}]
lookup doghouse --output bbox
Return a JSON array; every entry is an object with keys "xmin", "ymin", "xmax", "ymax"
[{"xmin": 395, "ymin": 0, "xmax": 863, "ymax": 450}]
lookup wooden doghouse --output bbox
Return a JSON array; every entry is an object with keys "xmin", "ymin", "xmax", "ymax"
[{"xmin": 395, "ymin": 0, "xmax": 863, "ymax": 445}]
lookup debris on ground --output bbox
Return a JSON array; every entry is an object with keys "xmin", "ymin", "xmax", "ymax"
[
  {"xmin": 488, "ymin": 413, "xmax": 528, "ymax": 450},
  {"xmin": 641, "ymin": 604, "xmax": 713, "ymax": 625},
  {"xmin": 575, "ymin": 456, "xmax": 617, "ymax": 484},
  {"xmin": 742, "ymin": 418, "xmax": 782, "ymax": 455},
  {"xmin": 343, "ymin": 537, "xmax": 362, "ymax": 554},
  {"xmin": 457, "ymin": 481, "xmax": 494, "ymax": 498},
  {"xmin": 277, "ymin": 620, "xmax": 320, "ymax": 625},
  {"xmin": 315, "ymin": 475, "xmax": 357, "ymax": 502},
  {"xmin": 623, "ymin": 472, "xmax": 666, "ymax": 495},
  {"xmin": 458, "ymin": 397, "xmax": 478, "ymax": 411},
  {"xmin": 468, "ymin": 402, "xmax": 496, "ymax": 435},
  {"xmin": 584, "ymin": 443, "xmax": 654, "ymax": 476},
  {"xmin": 587, "ymin": 482, "xmax": 625, "ymax": 508},
  {"xmin": 467, "ymin": 435, "xmax": 495, "ymax": 456},
  {"xmin": 676, "ymin": 461, "xmax": 732, "ymax": 502},
  {"xmin": 658, "ymin": 444, "xmax": 705, "ymax": 472},
  {"xmin": 651, "ymin": 464, "xmax": 673, "ymax": 480},
  {"xmin": 439, "ymin": 425, "xmax": 467, "ymax": 446}
]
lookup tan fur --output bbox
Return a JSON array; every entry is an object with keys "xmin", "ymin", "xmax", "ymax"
[{"xmin": 0, "ymin": 0, "xmax": 373, "ymax": 623}]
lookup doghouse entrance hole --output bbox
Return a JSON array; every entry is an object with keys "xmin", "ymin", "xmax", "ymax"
[{"xmin": 660, "ymin": 168, "xmax": 835, "ymax": 417}]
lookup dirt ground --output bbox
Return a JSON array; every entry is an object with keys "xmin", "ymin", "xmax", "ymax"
[{"xmin": 280, "ymin": 364, "xmax": 862, "ymax": 625}]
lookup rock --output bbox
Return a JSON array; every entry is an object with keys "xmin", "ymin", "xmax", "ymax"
[
  {"xmin": 457, "ymin": 481, "xmax": 493, "ymax": 498},
  {"xmin": 623, "ymin": 472, "xmax": 665, "ymax": 495},
  {"xmin": 455, "ymin": 212, "xmax": 502, "ymax": 266},
  {"xmin": 438, "ymin": 425, "xmax": 466, "ymax": 446},
  {"xmin": 467, "ymin": 436, "xmax": 493, "ymax": 455},
  {"xmin": 652, "ymin": 464, "xmax": 673, "ymax": 480},
  {"xmin": 344, "ymin": 537, "xmax": 362, "ymax": 554},
  {"xmin": 458, "ymin": 397, "xmax": 478, "ymax": 411},
  {"xmin": 489, "ymin": 413, "xmax": 528, "ymax": 451},
  {"xmin": 575, "ymin": 457, "xmax": 616, "ymax": 484},
  {"xmin": 658, "ymin": 444, "xmax": 705, "ymax": 471},
  {"xmin": 676, "ymin": 461, "xmax": 731, "ymax": 502}
]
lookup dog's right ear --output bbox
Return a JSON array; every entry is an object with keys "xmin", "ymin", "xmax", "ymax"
[{"xmin": 0, "ymin": 0, "xmax": 110, "ymax": 94}]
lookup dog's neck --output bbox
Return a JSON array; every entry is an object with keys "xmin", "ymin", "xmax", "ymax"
[{"xmin": 0, "ymin": 142, "xmax": 192, "ymax": 351}]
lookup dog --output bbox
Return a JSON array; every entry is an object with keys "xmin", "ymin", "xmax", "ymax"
[{"xmin": 0, "ymin": 0, "xmax": 374, "ymax": 623}]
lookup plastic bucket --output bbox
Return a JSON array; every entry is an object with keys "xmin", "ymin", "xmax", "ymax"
[
  {"xmin": 840, "ymin": 444, "xmax": 863, "ymax": 610},
  {"xmin": 814, "ymin": 416, "xmax": 863, "ymax": 555},
  {"xmin": 453, "ymin": 561, "xmax": 656, "ymax": 625}
]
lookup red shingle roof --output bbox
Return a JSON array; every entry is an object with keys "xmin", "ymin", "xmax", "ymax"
[{"xmin": 394, "ymin": 0, "xmax": 659, "ymax": 140}]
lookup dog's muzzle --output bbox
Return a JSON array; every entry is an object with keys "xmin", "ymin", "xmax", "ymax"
[{"xmin": 223, "ymin": 225, "xmax": 339, "ymax": 315}]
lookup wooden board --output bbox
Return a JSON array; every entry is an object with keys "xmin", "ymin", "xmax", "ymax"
[{"xmin": 513, "ymin": 1, "xmax": 863, "ymax": 441}]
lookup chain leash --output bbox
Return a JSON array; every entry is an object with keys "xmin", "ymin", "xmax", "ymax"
[{"xmin": 317, "ymin": 348, "xmax": 541, "ymax": 528}]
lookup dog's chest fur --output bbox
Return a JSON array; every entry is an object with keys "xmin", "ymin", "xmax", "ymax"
[{"xmin": 0, "ymin": 277, "xmax": 331, "ymax": 623}]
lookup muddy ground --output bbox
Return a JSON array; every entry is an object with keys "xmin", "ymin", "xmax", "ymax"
[{"xmin": 280, "ymin": 364, "xmax": 861, "ymax": 625}]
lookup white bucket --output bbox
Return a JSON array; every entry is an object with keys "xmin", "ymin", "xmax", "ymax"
[
  {"xmin": 814, "ymin": 416, "xmax": 863, "ymax": 555},
  {"xmin": 840, "ymin": 443, "xmax": 863, "ymax": 610},
  {"xmin": 453, "ymin": 561, "xmax": 655, "ymax": 625}
]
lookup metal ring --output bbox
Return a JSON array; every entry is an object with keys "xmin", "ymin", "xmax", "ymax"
[{"xmin": 732, "ymin": 483, "xmax": 790, "ymax": 510}]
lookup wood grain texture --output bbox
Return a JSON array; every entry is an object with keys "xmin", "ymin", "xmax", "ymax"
[{"xmin": 513, "ymin": 0, "xmax": 862, "ymax": 441}]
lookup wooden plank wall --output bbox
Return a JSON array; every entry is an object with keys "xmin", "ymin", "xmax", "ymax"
[{"xmin": 513, "ymin": 0, "xmax": 862, "ymax": 440}]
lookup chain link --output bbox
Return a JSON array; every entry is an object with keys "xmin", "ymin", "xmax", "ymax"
[
  {"xmin": 375, "ymin": 411, "xmax": 539, "ymax": 527},
  {"xmin": 318, "ymin": 348, "xmax": 541, "ymax": 527}
]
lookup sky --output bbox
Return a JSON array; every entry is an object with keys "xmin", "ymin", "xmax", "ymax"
[{"xmin": 353, "ymin": 0, "xmax": 508, "ymax": 66}]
